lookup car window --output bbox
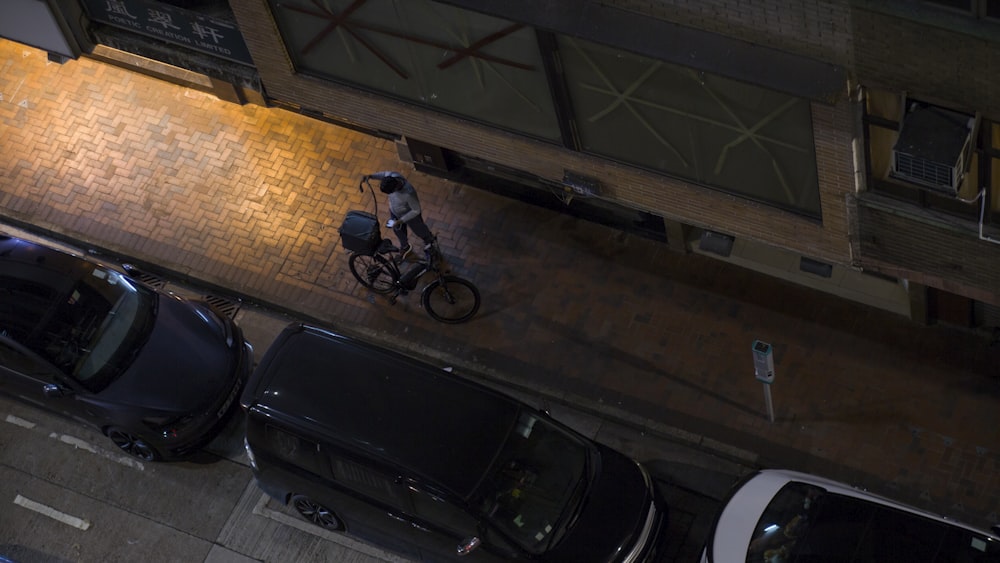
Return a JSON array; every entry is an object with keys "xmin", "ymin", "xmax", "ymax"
[
  {"xmin": 0, "ymin": 338, "xmax": 53, "ymax": 377},
  {"xmin": 859, "ymin": 506, "xmax": 947, "ymax": 562},
  {"xmin": 748, "ymin": 482, "xmax": 1000, "ymax": 563},
  {"xmin": 474, "ymin": 411, "xmax": 591, "ymax": 554},
  {"xmin": 748, "ymin": 482, "xmax": 829, "ymax": 561},
  {"xmin": 407, "ymin": 484, "xmax": 477, "ymax": 536},
  {"xmin": 264, "ymin": 425, "xmax": 330, "ymax": 477},
  {"xmin": 0, "ymin": 268, "xmax": 157, "ymax": 392},
  {"xmin": 940, "ymin": 526, "xmax": 1000, "ymax": 561},
  {"xmin": 0, "ymin": 274, "xmax": 61, "ymax": 341}
]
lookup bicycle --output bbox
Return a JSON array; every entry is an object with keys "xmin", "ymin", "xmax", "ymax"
[{"xmin": 341, "ymin": 179, "xmax": 481, "ymax": 324}]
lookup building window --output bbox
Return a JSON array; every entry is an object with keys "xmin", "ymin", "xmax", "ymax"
[
  {"xmin": 864, "ymin": 88, "xmax": 998, "ymax": 225},
  {"xmin": 267, "ymin": 0, "xmax": 561, "ymax": 141},
  {"xmin": 266, "ymin": 0, "xmax": 823, "ymax": 217},
  {"xmin": 923, "ymin": 0, "xmax": 1000, "ymax": 18},
  {"xmin": 558, "ymin": 37, "xmax": 821, "ymax": 217}
]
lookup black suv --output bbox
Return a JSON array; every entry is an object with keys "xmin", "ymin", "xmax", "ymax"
[
  {"xmin": 0, "ymin": 235, "xmax": 252, "ymax": 460},
  {"xmin": 241, "ymin": 323, "xmax": 665, "ymax": 562}
]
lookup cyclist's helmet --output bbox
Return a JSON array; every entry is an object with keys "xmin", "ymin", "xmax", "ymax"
[{"xmin": 379, "ymin": 176, "xmax": 403, "ymax": 194}]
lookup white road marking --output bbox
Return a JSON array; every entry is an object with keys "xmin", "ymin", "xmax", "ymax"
[
  {"xmin": 48, "ymin": 432, "xmax": 145, "ymax": 471},
  {"xmin": 4, "ymin": 414, "xmax": 36, "ymax": 429},
  {"xmin": 14, "ymin": 494, "xmax": 91, "ymax": 530},
  {"xmin": 51, "ymin": 433, "xmax": 97, "ymax": 453}
]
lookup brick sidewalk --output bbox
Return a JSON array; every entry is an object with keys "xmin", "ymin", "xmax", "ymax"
[{"xmin": 2, "ymin": 39, "xmax": 999, "ymax": 529}]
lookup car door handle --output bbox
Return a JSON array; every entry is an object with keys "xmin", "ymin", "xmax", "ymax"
[
  {"xmin": 386, "ymin": 512, "xmax": 431, "ymax": 533},
  {"xmin": 387, "ymin": 512, "xmax": 408, "ymax": 523}
]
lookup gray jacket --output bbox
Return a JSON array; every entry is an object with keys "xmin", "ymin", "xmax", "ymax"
[{"xmin": 370, "ymin": 171, "xmax": 422, "ymax": 223}]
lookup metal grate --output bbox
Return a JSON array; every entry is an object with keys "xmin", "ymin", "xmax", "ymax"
[
  {"xmin": 125, "ymin": 267, "xmax": 167, "ymax": 289},
  {"xmin": 204, "ymin": 294, "xmax": 241, "ymax": 319},
  {"xmin": 893, "ymin": 151, "xmax": 955, "ymax": 191}
]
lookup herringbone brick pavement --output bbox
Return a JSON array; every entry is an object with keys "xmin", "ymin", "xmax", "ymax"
[{"xmin": 2, "ymin": 38, "xmax": 1000, "ymax": 530}]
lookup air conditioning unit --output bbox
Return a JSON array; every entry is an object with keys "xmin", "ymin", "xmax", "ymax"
[{"xmin": 891, "ymin": 103, "xmax": 976, "ymax": 197}]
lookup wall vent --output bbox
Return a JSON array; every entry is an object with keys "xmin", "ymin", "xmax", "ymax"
[{"xmin": 699, "ymin": 230, "xmax": 735, "ymax": 257}]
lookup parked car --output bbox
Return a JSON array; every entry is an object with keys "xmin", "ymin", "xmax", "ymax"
[
  {"xmin": 241, "ymin": 323, "xmax": 665, "ymax": 562},
  {"xmin": 0, "ymin": 235, "xmax": 252, "ymax": 461},
  {"xmin": 702, "ymin": 468, "xmax": 1000, "ymax": 562}
]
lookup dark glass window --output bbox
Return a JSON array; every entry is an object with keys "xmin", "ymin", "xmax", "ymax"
[
  {"xmin": 558, "ymin": 37, "xmax": 821, "ymax": 217},
  {"xmin": 331, "ymin": 455, "xmax": 399, "ymax": 507},
  {"xmin": 0, "ymin": 339, "xmax": 50, "ymax": 376},
  {"xmin": 266, "ymin": 0, "xmax": 822, "ymax": 217},
  {"xmin": 987, "ymin": 0, "xmax": 1000, "ymax": 18},
  {"xmin": 268, "ymin": 0, "xmax": 560, "ymax": 140},
  {"xmin": 264, "ymin": 425, "xmax": 329, "ymax": 476},
  {"xmin": 924, "ymin": 0, "xmax": 974, "ymax": 11},
  {"xmin": 749, "ymin": 482, "xmax": 1000, "ymax": 562},
  {"xmin": 0, "ymin": 268, "xmax": 156, "ymax": 391},
  {"xmin": 407, "ymin": 484, "xmax": 476, "ymax": 536},
  {"xmin": 939, "ymin": 526, "xmax": 1000, "ymax": 561},
  {"xmin": 475, "ymin": 412, "xmax": 591, "ymax": 554}
]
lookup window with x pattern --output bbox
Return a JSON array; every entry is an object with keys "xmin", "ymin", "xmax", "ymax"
[
  {"xmin": 557, "ymin": 37, "xmax": 821, "ymax": 217},
  {"xmin": 269, "ymin": 0, "xmax": 561, "ymax": 140}
]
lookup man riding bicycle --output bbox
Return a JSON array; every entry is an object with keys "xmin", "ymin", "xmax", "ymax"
[{"xmin": 362, "ymin": 171, "xmax": 436, "ymax": 260}]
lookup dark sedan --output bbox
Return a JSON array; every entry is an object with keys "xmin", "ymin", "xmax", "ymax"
[{"xmin": 0, "ymin": 235, "xmax": 252, "ymax": 461}]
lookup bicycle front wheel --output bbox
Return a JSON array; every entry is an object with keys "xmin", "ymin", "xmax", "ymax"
[
  {"xmin": 348, "ymin": 253, "xmax": 397, "ymax": 294},
  {"xmin": 421, "ymin": 275, "xmax": 481, "ymax": 323}
]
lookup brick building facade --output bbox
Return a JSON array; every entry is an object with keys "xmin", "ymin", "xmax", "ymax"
[{"xmin": 5, "ymin": 0, "xmax": 999, "ymax": 327}]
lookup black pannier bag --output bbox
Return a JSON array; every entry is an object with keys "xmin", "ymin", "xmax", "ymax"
[{"xmin": 338, "ymin": 211, "xmax": 381, "ymax": 255}]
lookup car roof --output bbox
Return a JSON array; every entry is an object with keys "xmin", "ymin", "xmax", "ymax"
[
  {"xmin": 0, "ymin": 235, "xmax": 90, "ymax": 268},
  {"xmin": 709, "ymin": 469, "xmax": 1000, "ymax": 562},
  {"xmin": 0, "ymin": 236, "xmax": 95, "ymax": 340},
  {"xmin": 242, "ymin": 324, "xmax": 521, "ymax": 500}
]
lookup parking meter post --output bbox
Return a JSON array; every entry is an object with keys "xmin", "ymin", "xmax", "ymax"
[
  {"xmin": 762, "ymin": 384, "xmax": 775, "ymax": 423},
  {"xmin": 752, "ymin": 340, "xmax": 776, "ymax": 423}
]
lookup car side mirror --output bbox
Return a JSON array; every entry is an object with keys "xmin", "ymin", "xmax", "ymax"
[
  {"xmin": 456, "ymin": 536, "xmax": 481, "ymax": 556},
  {"xmin": 42, "ymin": 383, "xmax": 68, "ymax": 398}
]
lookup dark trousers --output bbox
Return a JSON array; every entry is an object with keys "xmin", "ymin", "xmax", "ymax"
[{"xmin": 391, "ymin": 212, "xmax": 434, "ymax": 248}]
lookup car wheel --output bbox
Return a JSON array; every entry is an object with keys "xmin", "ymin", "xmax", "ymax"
[
  {"xmin": 291, "ymin": 495, "xmax": 344, "ymax": 531},
  {"xmin": 106, "ymin": 427, "xmax": 161, "ymax": 461}
]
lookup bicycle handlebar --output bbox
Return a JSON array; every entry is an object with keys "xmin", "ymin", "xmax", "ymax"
[{"xmin": 359, "ymin": 176, "xmax": 379, "ymax": 217}]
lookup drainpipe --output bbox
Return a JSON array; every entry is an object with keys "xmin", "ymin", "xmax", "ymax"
[{"xmin": 961, "ymin": 189, "xmax": 1000, "ymax": 245}]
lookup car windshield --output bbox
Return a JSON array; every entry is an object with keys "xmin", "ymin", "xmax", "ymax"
[
  {"xmin": 0, "ymin": 266, "xmax": 157, "ymax": 391},
  {"xmin": 747, "ymin": 482, "xmax": 1000, "ymax": 562},
  {"xmin": 474, "ymin": 410, "xmax": 593, "ymax": 554}
]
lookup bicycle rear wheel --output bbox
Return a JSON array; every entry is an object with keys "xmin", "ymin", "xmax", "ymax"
[
  {"xmin": 421, "ymin": 275, "xmax": 481, "ymax": 323},
  {"xmin": 348, "ymin": 253, "xmax": 397, "ymax": 294}
]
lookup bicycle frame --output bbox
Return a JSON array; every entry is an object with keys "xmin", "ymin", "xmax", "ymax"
[{"xmin": 388, "ymin": 244, "xmax": 442, "ymax": 301}]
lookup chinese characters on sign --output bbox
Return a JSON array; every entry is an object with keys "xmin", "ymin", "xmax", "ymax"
[{"xmin": 82, "ymin": 0, "xmax": 253, "ymax": 66}]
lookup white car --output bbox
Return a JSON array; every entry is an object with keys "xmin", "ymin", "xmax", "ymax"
[{"xmin": 702, "ymin": 469, "xmax": 1000, "ymax": 563}]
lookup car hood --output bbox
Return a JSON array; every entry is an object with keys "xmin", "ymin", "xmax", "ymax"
[
  {"xmin": 100, "ymin": 295, "xmax": 233, "ymax": 413},
  {"xmin": 546, "ymin": 443, "xmax": 653, "ymax": 562}
]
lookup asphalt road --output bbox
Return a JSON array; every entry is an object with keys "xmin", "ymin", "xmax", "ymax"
[{"xmin": 0, "ymin": 239, "xmax": 755, "ymax": 563}]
